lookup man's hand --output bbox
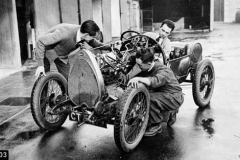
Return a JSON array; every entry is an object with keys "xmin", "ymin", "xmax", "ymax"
[
  {"xmin": 81, "ymin": 42, "xmax": 92, "ymax": 50},
  {"xmin": 35, "ymin": 66, "xmax": 46, "ymax": 78},
  {"xmin": 127, "ymin": 77, "xmax": 142, "ymax": 88},
  {"xmin": 127, "ymin": 77, "xmax": 151, "ymax": 88},
  {"xmin": 119, "ymin": 73, "xmax": 129, "ymax": 86}
]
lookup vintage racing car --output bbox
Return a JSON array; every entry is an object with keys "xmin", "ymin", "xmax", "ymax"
[{"xmin": 31, "ymin": 31, "xmax": 215, "ymax": 152}]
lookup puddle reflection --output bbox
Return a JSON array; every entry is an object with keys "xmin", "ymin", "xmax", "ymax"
[
  {"xmin": 194, "ymin": 105, "xmax": 215, "ymax": 138},
  {"xmin": 0, "ymin": 122, "xmax": 10, "ymax": 141},
  {"xmin": 13, "ymin": 129, "xmax": 43, "ymax": 140},
  {"xmin": 0, "ymin": 97, "xmax": 30, "ymax": 106},
  {"xmin": 0, "ymin": 122, "xmax": 10, "ymax": 132},
  {"xmin": 34, "ymin": 125, "xmax": 78, "ymax": 160},
  {"xmin": 21, "ymin": 71, "xmax": 33, "ymax": 77},
  {"xmin": 202, "ymin": 118, "xmax": 215, "ymax": 137}
]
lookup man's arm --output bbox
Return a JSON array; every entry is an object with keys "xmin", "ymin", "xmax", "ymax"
[
  {"xmin": 127, "ymin": 77, "xmax": 151, "ymax": 88},
  {"xmin": 88, "ymin": 39, "xmax": 111, "ymax": 51},
  {"xmin": 128, "ymin": 68, "xmax": 171, "ymax": 89},
  {"xmin": 35, "ymin": 29, "xmax": 63, "ymax": 66},
  {"xmin": 161, "ymin": 38, "xmax": 172, "ymax": 59},
  {"xmin": 148, "ymin": 69, "xmax": 171, "ymax": 88},
  {"xmin": 35, "ymin": 29, "xmax": 63, "ymax": 77}
]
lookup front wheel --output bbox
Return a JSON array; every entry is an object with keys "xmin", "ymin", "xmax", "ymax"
[
  {"xmin": 114, "ymin": 84, "xmax": 150, "ymax": 152},
  {"xmin": 192, "ymin": 59, "xmax": 215, "ymax": 107},
  {"xmin": 31, "ymin": 72, "xmax": 68, "ymax": 130}
]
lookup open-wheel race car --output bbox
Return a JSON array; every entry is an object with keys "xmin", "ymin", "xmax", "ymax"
[{"xmin": 31, "ymin": 31, "xmax": 215, "ymax": 152}]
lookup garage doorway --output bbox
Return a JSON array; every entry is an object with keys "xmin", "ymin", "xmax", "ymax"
[{"xmin": 16, "ymin": 0, "xmax": 34, "ymax": 64}]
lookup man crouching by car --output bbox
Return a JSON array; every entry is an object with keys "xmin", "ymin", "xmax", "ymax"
[{"xmin": 126, "ymin": 48, "xmax": 184, "ymax": 136}]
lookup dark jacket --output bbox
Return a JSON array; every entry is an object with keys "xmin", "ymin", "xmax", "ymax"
[{"xmin": 137, "ymin": 62, "xmax": 182, "ymax": 94}]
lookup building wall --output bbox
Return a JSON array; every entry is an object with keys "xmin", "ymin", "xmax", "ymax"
[
  {"xmin": 210, "ymin": 0, "xmax": 214, "ymax": 31},
  {"xmin": 120, "ymin": 0, "xmax": 131, "ymax": 32},
  {"xmin": 34, "ymin": 0, "xmax": 113, "ymax": 42},
  {"xmin": 60, "ymin": 0, "xmax": 79, "ymax": 24},
  {"xmin": 102, "ymin": 0, "xmax": 112, "ymax": 42},
  {"xmin": 80, "ymin": 0, "xmax": 93, "ymax": 22},
  {"xmin": 214, "ymin": 0, "xmax": 224, "ymax": 21},
  {"xmin": 34, "ymin": 0, "xmax": 61, "ymax": 39},
  {"xmin": 93, "ymin": 0, "xmax": 103, "ymax": 31},
  {"xmin": 0, "ymin": 0, "xmax": 138, "ymax": 69},
  {"xmin": 224, "ymin": 0, "xmax": 240, "ymax": 22},
  {"xmin": 0, "ymin": 0, "xmax": 21, "ymax": 68},
  {"xmin": 111, "ymin": 0, "xmax": 121, "ymax": 37},
  {"xmin": 34, "ymin": 0, "xmax": 82, "ymax": 39},
  {"xmin": 132, "ymin": 1, "xmax": 141, "ymax": 32}
]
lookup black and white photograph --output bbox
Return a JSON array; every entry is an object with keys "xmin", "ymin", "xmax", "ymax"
[{"xmin": 0, "ymin": 0, "xmax": 240, "ymax": 159}]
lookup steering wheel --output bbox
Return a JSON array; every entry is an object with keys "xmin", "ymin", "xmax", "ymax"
[
  {"xmin": 119, "ymin": 34, "xmax": 167, "ymax": 65},
  {"xmin": 120, "ymin": 31, "xmax": 140, "ymax": 42}
]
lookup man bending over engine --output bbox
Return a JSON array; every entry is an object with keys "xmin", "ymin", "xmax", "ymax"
[
  {"xmin": 35, "ymin": 20, "xmax": 111, "ymax": 79},
  {"xmin": 126, "ymin": 48, "xmax": 184, "ymax": 136}
]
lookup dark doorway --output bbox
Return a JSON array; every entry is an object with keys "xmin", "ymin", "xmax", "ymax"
[
  {"xmin": 16, "ymin": 0, "xmax": 33, "ymax": 64},
  {"xmin": 16, "ymin": 0, "xmax": 28, "ymax": 64}
]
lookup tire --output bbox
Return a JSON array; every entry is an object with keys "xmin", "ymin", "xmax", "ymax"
[
  {"xmin": 31, "ymin": 72, "xmax": 68, "ymax": 130},
  {"xmin": 114, "ymin": 84, "xmax": 150, "ymax": 152},
  {"xmin": 192, "ymin": 59, "xmax": 215, "ymax": 107}
]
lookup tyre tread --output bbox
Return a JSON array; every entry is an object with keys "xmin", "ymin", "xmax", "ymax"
[
  {"xmin": 30, "ymin": 72, "xmax": 68, "ymax": 130},
  {"xmin": 192, "ymin": 59, "xmax": 215, "ymax": 107},
  {"xmin": 114, "ymin": 87, "xmax": 132, "ymax": 151}
]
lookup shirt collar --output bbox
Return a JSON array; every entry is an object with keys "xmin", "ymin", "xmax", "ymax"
[
  {"xmin": 76, "ymin": 29, "xmax": 81, "ymax": 43},
  {"xmin": 148, "ymin": 61, "xmax": 155, "ymax": 72}
]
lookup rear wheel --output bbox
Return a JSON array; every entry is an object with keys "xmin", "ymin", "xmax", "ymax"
[
  {"xmin": 31, "ymin": 72, "xmax": 68, "ymax": 130},
  {"xmin": 114, "ymin": 84, "xmax": 150, "ymax": 152},
  {"xmin": 192, "ymin": 59, "xmax": 215, "ymax": 107}
]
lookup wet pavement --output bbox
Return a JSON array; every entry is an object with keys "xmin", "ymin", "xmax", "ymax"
[
  {"xmin": 1, "ymin": 22, "xmax": 240, "ymax": 160},
  {"xmin": 0, "ymin": 69, "xmax": 35, "ymax": 124}
]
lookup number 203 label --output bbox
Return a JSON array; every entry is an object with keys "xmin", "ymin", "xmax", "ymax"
[{"xmin": 0, "ymin": 150, "xmax": 8, "ymax": 160}]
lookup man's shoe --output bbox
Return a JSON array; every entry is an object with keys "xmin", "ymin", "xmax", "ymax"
[
  {"xmin": 144, "ymin": 124, "xmax": 162, "ymax": 137},
  {"xmin": 167, "ymin": 110, "xmax": 177, "ymax": 126}
]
